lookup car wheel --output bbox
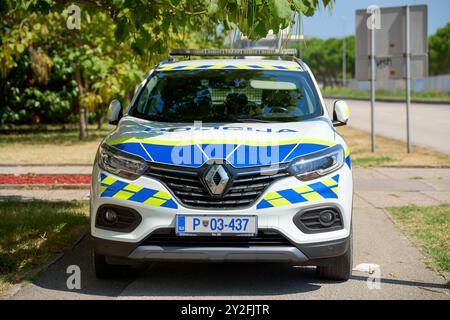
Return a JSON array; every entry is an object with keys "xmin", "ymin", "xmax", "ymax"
[
  {"xmin": 316, "ymin": 230, "xmax": 353, "ymax": 281},
  {"xmin": 93, "ymin": 249, "xmax": 132, "ymax": 279}
]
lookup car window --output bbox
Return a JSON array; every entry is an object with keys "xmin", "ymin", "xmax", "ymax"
[{"xmin": 132, "ymin": 69, "xmax": 322, "ymax": 122}]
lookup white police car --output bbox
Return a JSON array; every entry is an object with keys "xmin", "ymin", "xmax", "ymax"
[{"xmin": 91, "ymin": 49, "xmax": 353, "ymax": 280}]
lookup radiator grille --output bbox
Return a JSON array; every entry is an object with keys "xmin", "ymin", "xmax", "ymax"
[
  {"xmin": 142, "ymin": 228, "xmax": 293, "ymax": 247},
  {"xmin": 145, "ymin": 163, "xmax": 290, "ymax": 209}
]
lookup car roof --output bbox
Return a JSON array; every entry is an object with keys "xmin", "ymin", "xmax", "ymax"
[{"xmin": 157, "ymin": 59, "xmax": 304, "ymax": 72}]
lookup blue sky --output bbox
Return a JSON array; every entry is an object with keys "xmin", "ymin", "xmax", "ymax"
[{"xmin": 302, "ymin": 0, "xmax": 450, "ymax": 38}]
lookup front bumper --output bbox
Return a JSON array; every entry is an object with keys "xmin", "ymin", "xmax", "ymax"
[
  {"xmin": 90, "ymin": 161, "xmax": 353, "ymax": 263},
  {"xmin": 92, "ymin": 234, "xmax": 350, "ymax": 263}
]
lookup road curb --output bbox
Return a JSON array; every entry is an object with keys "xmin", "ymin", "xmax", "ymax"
[
  {"xmin": 0, "ymin": 173, "xmax": 92, "ymax": 176},
  {"xmin": 370, "ymin": 165, "xmax": 450, "ymax": 169},
  {"xmin": 0, "ymin": 164, "xmax": 93, "ymax": 167},
  {"xmin": 381, "ymin": 208, "xmax": 449, "ymax": 283},
  {"xmin": 0, "ymin": 184, "xmax": 90, "ymax": 190},
  {"xmin": 4, "ymin": 229, "xmax": 89, "ymax": 299},
  {"xmin": 324, "ymin": 96, "xmax": 449, "ymax": 105}
]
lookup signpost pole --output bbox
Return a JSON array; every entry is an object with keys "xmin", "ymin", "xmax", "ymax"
[
  {"xmin": 342, "ymin": 17, "xmax": 347, "ymax": 87},
  {"xmin": 370, "ymin": 21, "xmax": 376, "ymax": 152},
  {"xmin": 405, "ymin": 5, "xmax": 412, "ymax": 153},
  {"xmin": 277, "ymin": 27, "xmax": 283, "ymax": 51},
  {"xmin": 343, "ymin": 35, "xmax": 347, "ymax": 86}
]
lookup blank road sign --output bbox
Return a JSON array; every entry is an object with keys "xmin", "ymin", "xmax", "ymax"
[{"xmin": 355, "ymin": 5, "xmax": 428, "ymax": 81}]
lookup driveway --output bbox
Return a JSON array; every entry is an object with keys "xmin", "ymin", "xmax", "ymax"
[
  {"xmin": 324, "ymin": 99, "xmax": 450, "ymax": 155},
  {"xmin": 5, "ymin": 168, "xmax": 450, "ymax": 300}
]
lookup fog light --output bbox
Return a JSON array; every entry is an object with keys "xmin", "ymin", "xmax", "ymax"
[
  {"xmin": 104, "ymin": 209, "xmax": 118, "ymax": 224},
  {"xmin": 96, "ymin": 205, "xmax": 142, "ymax": 232},
  {"xmin": 293, "ymin": 207, "xmax": 343, "ymax": 234},
  {"xmin": 318, "ymin": 210, "xmax": 335, "ymax": 226}
]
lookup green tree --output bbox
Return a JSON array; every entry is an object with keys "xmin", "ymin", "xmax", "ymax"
[
  {"xmin": 298, "ymin": 35, "xmax": 354, "ymax": 88},
  {"xmin": 1, "ymin": 0, "xmax": 334, "ymax": 139},
  {"xmin": 0, "ymin": 10, "xmax": 146, "ymax": 138},
  {"xmin": 429, "ymin": 23, "xmax": 450, "ymax": 76},
  {"xmin": 0, "ymin": 12, "xmax": 79, "ymax": 125}
]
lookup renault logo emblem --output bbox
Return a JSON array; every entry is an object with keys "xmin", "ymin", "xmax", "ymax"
[{"xmin": 204, "ymin": 165, "xmax": 229, "ymax": 195}]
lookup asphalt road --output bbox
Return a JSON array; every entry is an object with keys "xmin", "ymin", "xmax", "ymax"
[
  {"xmin": 6, "ymin": 168, "xmax": 450, "ymax": 300},
  {"xmin": 325, "ymin": 99, "xmax": 450, "ymax": 155}
]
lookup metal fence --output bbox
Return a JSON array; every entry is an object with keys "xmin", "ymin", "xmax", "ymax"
[{"xmin": 348, "ymin": 74, "xmax": 450, "ymax": 92}]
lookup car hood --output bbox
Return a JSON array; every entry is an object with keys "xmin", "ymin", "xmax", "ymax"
[{"xmin": 104, "ymin": 116, "xmax": 337, "ymax": 168}]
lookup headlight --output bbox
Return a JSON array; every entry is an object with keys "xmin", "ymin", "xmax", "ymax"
[
  {"xmin": 288, "ymin": 144, "xmax": 344, "ymax": 181},
  {"xmin": 97, "ymin": 143, "xmax": 149, "ymax": 180}
]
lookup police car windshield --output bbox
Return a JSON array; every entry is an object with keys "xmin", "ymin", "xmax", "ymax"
[{"xmin": 130, "ymin": 69, "xmax": 322, "ymax": 123}]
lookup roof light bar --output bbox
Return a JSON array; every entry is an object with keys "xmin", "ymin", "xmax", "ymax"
[{"xmin": 170, "ymin": 48, "xmax": 298, "ymax": 57}]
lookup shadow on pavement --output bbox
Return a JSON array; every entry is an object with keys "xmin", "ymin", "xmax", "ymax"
[
  {"xmin": 12, "ymin": 236, "xmax": 132, "ymax": 299},
  {"xmin": 120, "ymin": 262, "xmax": 322, "ymax": 297},
  {"xmin": 14, "ymin": 236, "xmax": 449, "ymax": 299},
  {"xmin": 17, "ymin": 236, "xmax": 324, "ymax": 298},
  {"xmin": 350, "ymin": 275, "xmax": 450, "ymax": 291},
  {"xmin": 0, "ymin": 195, "xmax": 37, "ymax": 201}
]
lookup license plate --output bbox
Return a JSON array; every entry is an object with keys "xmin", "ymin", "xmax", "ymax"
[{"xmin": 176, "ymin": 215, "xmax": 257, "ymax": 236}]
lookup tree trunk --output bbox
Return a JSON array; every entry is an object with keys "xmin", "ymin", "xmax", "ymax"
[
  {"xmin": 322, "ymin": 75, "xmax": 328, "ymax": 90},
  {"xmin": 75, "ymin": 59, "xmax": 88, "ymax": 140},
  {"xmin": 83, "ymin": 73, "xmax": 89, "ymax": 130},
  {"xmin": 85, "ymin": 108, "xmax": 89, "ymax": 129},
  {"xmin": 126, "ymin": 90, "xmax": 132, "ymax": 105},
  {"xmin": 97, "ymin": 104, "xmax": 105, "ymax": 130},
  {"xmin": 79, "ymin": 107, "xmax": 88, "ymax": 140}
]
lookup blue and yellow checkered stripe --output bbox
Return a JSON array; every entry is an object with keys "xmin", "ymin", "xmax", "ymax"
[
  {"xmin": 100, "ymin": 174, "xmax": 177, "ymax": 209},
  {"xmin": 107, "ymin": 139, "xmax": 339, "ymax": 169},
  {"xmin": 157, "ymin": 64, "xmax": 302, "ymax": 71},
  {"xmin": 256, "ymin": 175, "xmax": 340, "ymax": 209}
]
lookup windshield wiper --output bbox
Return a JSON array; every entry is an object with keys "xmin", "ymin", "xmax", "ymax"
[{"xmin": 233, "ymin": 118, "xmax": 273, "ymax": 123}]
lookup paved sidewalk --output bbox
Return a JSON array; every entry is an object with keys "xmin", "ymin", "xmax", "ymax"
[
  {"xmin": 0, "ymin": 189, "xmax": 90, "ymax": 201},
  {"xmin": 0, "ymin": 165, "xmax": 91, "ymax": 201},
  {"xmin": 4, "ymin": 167, "xmax": 450, "ymax": 300},
  {"xmin": 0, "ymin": 165, "xmax": 92, "ymax": 175},
  {"xmin": 354, "ymin": 167, "xmax": 450, "ymax": 207},
  {"xmin": 1, "ymin": 167, "xmax": 449, "ymax": 206}
]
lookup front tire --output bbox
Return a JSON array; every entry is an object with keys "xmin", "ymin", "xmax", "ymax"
[{"xmin": 316, "ymin": 231, "xmax": 353, "ymax": 281}]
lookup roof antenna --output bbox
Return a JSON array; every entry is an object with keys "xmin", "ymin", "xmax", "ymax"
[
  {"xmin": 276, "ymin": 25, "xmax": 283, "ymax": 60},
  {"xmin": 297, "ymin": 12, "xmax": 304, "ymax": 59}
]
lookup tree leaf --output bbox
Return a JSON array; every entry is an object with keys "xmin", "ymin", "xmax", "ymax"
[
  {"xmin": 268, "ymin": 0, "xmax": 292, "ymax": 20},
  {"xmin": 114, "ymin": 18, "xmax": 129, "ymax": 42}
]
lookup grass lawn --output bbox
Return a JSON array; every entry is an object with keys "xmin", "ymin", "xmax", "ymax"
[
  {"xmin": 0, "ymin": 201, "xmax": 89, "ymax": 295},
  {"xmin": 323, "ymin": 87, "xmax": 450, "ymax": 102},
  {"xmin": 0, "ymin": 124, "xmax": 114, "ymax": 165},
  {"xmin": 337, "ymin": 126, "xmax": 450, "ymax": 167},
  {"xmin": 0, "ymin": 124, "xmax": 449, "ymax": 167},
  {"xmin": 388, "ymin": 205, "xmax": 450, "ymax": 274}
]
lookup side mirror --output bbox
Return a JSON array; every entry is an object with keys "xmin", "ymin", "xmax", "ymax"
[
  {"xmin": 332, "ymin": 100, "xmax": 350, "ymax": 127},
  {"xmin": 108, "ymin": 99, "xmax": 123, "ymax": 125}
]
